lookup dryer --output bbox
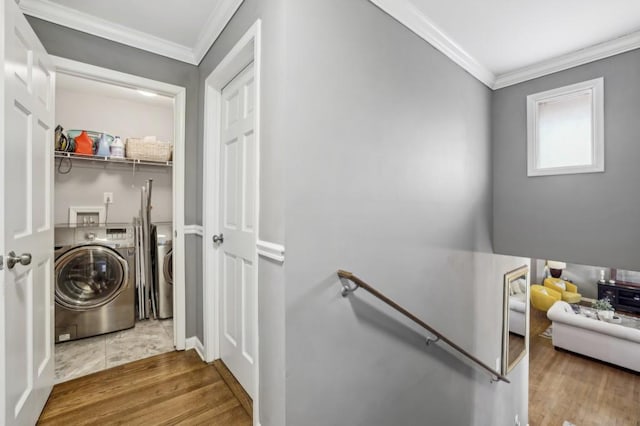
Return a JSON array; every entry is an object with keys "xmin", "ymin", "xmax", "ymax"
[
  {"xmin": 54, "ymin": 225, "xmax": 136, "ymax": 343},
  {"xmin": 152, "ymin": 223, "xmax": 173, "ymax": 319}
]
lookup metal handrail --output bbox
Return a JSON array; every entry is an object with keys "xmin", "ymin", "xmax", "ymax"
[{"xmin": 337, "ymin": 270, "xmax": 510, "ymax": 384}]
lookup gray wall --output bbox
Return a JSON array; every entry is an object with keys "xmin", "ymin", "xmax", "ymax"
[
  {"xmin": 54, "ymin": 164, "xmax": 172, "ymax": 225},
  {"xmin": 282, "ymin": 1, "xmax": 528, "ymax": 424},
  {"xmin": 493, "ymin": 49, "xmax": 640, "ymax": 272},
  {"xmin": 28, "ymin": 17, "xmax": 202, "ymax": 338}
]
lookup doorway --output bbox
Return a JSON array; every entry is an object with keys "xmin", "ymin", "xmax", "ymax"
[
  {"xmin": 203, "ymin": 19, "xmax": 262, "ymax": 420},
  {"xmin": 51, "ymin": 57, "xmax": 187, "ymax": 381}
]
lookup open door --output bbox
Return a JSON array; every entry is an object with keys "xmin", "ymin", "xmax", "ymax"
[
  {"xmin": 217, "ymin": 62, "xmax": 257, "ymax": 398},
  {"xmin": 1, "ymin": 0, "xmax": 56, "ymax": 423}
]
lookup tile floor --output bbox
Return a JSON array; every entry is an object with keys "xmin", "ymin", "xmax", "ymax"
[{"xmin": 55, "ymin": 318, "xmax": 174, "ymax": 383}]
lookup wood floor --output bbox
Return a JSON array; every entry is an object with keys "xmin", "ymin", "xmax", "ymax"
[
  {"xmin": 38, "ymin": 311, "xmax": 640, "ymax": 425},
  {"xmin": 38, "ymin": 350, "xmax": 252, "ymax": 425},
  {"xmin": 529, "ymin": 307, "xmax": 640, "ymax": 426}
]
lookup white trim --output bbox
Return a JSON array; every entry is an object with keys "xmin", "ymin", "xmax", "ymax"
[
  {"xmin": 0, "ymin": 0, "xmax": 7, "ymax": 421},
  {"xmin": 368, "ymin": 0, "xmax": 495, "ymax": 87},
  {"xmin": 185, "ymin": 336, "xmax": 206, "ymax": 361},
  {"xmin": 526, "ymin": 77, "xmax": 605, "ymax": 177},
  {"xmin": 184, "ymin": 224, "xmax": 204, "ymax": 236},
  {"xmin": 50, "ymin": 56, "xmax": 188, "ymax": 351},
  {"xmin": 494, "ymin": 31, "xmax": 640, "ymax": 89},
  {"xmin": 203, "ymin": 20, "xmax": 262, "ymax": 426},
  {"xmin": 203, "ymin": 79, "xmax": 222, "ymax": 364},
  {"xmin": 51, "ymin": 56, "xmax": 185, "ymax": 97},
  {"xmin": 19, "ymin": 0, "xmax": 244, "ymax": 65},
  {"xmin": 257, "ymin": 240, "xmax": 285, "ymax": 263},
  {"xmin": 192, "ymin": 0, "xmax": 245, "ymax": 64}
]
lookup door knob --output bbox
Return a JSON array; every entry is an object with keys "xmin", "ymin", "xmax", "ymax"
[
  {"xmin": 212, "ymin": 233, "xmax": 224, "ymax": 244},
  {"xmin": 7, "ymin": 251, "xmax": 32, "ymax": 269}
]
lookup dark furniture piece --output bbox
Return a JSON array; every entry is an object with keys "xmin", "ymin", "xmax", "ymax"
[{"xmin": 598, "ymin": 282, "xmax": 640, "ymax": 314}]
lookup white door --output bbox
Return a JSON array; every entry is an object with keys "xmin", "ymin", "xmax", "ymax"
[
  {"xmin": 1, "ymin": 0, "xmax": 56, "ymax": 424},
  {"xmin": 217, "ymin": 63, "xmax": 257, "ymax": 397}
]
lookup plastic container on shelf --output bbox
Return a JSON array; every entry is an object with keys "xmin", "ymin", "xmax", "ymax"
[
  {"xmin": 96, "ymin": 133, "xmax": 111, "ymax": 156},
  {"xmin": 67, "ymin": 130, "xmax": 114, "ymax": 155},
  {"xmin": 73, "ymin": 130, "xmax": 94, "ymax": 155},
  {"xmin": 110, "ymin": 136, "xmax": 125, "ymax": 158}
]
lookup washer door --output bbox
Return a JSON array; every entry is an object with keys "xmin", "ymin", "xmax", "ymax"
[
  {"xmin": 163, "ymin": 249, "xmax": 173, "ymax": 285},
  {"xmin": 55, "ymin": 245, "xmax": 129, "ymax": 311}
]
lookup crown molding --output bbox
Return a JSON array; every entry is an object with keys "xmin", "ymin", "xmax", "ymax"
[
  {"xmin": 19, "ymin": 0, "xmax": 244, "ymax": 65},
  {"xmin": 369, "ymin": 0, "xmax": 495, "ymax": 88},
  {"xmin": 493, "ymin": 30, "xmax": 640, "ymax": 89},
  {"xmin": 192, "ymin": 0, "xmax": 244, "ymax": 64}
]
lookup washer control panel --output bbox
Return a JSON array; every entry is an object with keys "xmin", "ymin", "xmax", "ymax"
[
  {"xmin": 73, "ymin": 226, "xmax": 134, "ymax": 246},
  {"xmin": 106, "ymin": 228, "xmax": 132, "ymax": 241}
]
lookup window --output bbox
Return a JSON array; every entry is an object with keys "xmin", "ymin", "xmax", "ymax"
[{"xmin": 527, "ymin": 78, "xmax": 604, "ymax": 176}]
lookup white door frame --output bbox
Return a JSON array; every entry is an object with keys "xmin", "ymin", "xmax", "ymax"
[
  {"xmin": 50, "ymin": 56, "xmax": 187, "ymax": 350},
  {"xmin": 203, "ymin": 19, "xmax": 262, "ymax": 422}
]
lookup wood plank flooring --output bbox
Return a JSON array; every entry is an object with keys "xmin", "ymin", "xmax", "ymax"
[
  {"xmin": 40, "ymin": 310, "xmax": 640, "ymax": 425},
  {"xmin": 38, "ymin": 350, "xmax": 252, "ymax": 425},
  {"xmin": 212, "ymin": 360, "xmax": 253, "ymax": 416},
  {"xmin": 529, "ymin": 307, "xmax": 640, "ymax": 426}
]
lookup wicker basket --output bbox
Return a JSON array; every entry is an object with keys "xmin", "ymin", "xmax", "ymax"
[{"xmin": 125, "ymin": 138, "xmax": 173, "ymax": 162}]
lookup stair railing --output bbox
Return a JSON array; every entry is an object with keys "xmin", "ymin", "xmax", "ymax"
[{"xmin": 337, "ymin": 269, "xmax": 510, "ymax": 384}]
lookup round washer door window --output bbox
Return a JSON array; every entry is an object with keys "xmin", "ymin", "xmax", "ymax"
[
  {"xmin": 55, "ymin": 245, "xmax": 129, "ymax": 310},
  {"xmin": 163, "ymin": 249, "xmax": 173, "ymax": 285}
]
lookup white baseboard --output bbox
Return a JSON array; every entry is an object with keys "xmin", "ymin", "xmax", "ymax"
[{"xmin": 186, "ymin": 336, "xmax": 205, "ymax": 361}]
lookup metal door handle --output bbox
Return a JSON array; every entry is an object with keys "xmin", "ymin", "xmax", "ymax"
[
  {"xmin": 7, "ymin": 251, "xmax": 32, "ymax": 269},
  {"xmin": 212, "ymin": 233, "xmax": 224, "ymax": 244}
]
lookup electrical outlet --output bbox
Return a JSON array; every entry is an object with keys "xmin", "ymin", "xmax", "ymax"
[{"xmin": 104, "ymin": 192, "xmax": 114, "ymax": 204}]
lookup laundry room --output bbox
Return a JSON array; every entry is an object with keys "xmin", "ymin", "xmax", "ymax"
[{"xmin": 53, "ymin": 72, "xmax": 177, "ymax": 383}]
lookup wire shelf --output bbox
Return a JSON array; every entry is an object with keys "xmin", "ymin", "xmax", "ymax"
[{"xmin": 54, "ymin": 151, "xmax": 172, "ymax": 167}]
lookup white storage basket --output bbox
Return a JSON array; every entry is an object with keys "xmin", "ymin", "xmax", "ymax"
[{"xmin": 125, "ymin": 138, "xmax": 173, "ymax": 162}]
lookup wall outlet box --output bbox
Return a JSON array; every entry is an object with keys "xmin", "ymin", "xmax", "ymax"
[{"xmin": 104, "ymin": 192, "xmax": 114, "ymax": 204}]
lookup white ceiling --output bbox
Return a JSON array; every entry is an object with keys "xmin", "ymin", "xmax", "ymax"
[
  {"xmin": 19, "ymin": 0, "xmax": 640, "ymax": 88},
  {"xmin": 409, "ymin": 0, "xmax": 640, "ymax": 76},
  {"xmin": 373, "ymin": 0, "xmax": 640, "ymax": 88},
  {"xmin": 47, "ymin": 0, "xmax": 218, "ymax": 47},
  {"xmin": 19, "ymin": 0, "xmax": 244, "ymax": 64},
  {"xmin": 56, "ymin": 73, "xmax": 174, "ymax": 107}
]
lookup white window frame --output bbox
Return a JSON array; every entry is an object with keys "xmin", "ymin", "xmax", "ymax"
[{"xmin": 527, "ymin": 77, "xmax": 604, "ymax": 177}]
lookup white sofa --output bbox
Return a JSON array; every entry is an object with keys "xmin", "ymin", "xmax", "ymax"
[
  {"xmin": 509, "ymin": 293, "xmax": 526, "ymax": 336},
  {"xmin": 547, "ymin": 301, "xmax": 640, "ymax": 372}
]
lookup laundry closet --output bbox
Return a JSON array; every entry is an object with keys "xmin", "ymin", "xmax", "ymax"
[{"xmin": 53, "ymin": 72, "xmax": 176, "ymax": 383}]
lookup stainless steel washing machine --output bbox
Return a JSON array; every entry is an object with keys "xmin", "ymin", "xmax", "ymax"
[
  {"xmin": 54, "ymin": 225, "xmax": 136, "ymax": 343},
  {"xmin": 152, "ymin": 223, "xmax": 173, "ymax": 319}
]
